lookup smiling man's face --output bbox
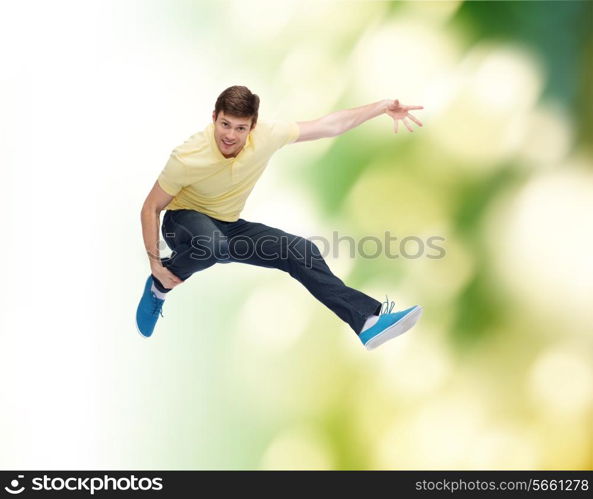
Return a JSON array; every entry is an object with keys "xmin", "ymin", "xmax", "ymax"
[{"xmin": 212, "ymin": 111, "xmax": 255, "ymax": 158}]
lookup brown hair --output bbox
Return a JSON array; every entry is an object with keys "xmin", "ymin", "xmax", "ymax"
[{"xmin": 214, "ymin": 86, "xmax": 260, "ymax": 127}]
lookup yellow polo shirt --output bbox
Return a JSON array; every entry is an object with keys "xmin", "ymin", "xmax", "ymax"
[{"xmin": 157, "ymin": 121, "xmax": 300, "ymax": 221}]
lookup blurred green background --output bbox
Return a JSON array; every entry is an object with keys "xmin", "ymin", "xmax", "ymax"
[{"xmin": 0, "ymin": 0, "xmax": 591, "ymax": 470}]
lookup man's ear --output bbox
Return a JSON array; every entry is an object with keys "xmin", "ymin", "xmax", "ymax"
[{"xmin": 212, "ymin": 111, "xmax": 217, "ymax": 122}]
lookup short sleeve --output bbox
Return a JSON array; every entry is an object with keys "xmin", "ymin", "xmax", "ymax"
[
  {"xmin": 157, "ymin": 154, "xmax": 188, "ymax": 196},
  {"xmin": 267, "ymin": 121, "xmax": 300, "ymax": 149}
]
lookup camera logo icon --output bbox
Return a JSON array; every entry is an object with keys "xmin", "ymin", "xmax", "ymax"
[{"xmin": 4, "ymin": 475, "xmax": 25, "ymax": 494}]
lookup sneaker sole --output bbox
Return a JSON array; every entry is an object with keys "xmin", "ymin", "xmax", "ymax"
[{"xmin": 364, "ymin": 305, "xmax": 423, "ymax": 351}]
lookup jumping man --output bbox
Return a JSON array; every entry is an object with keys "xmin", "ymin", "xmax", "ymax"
[{"xmin": 136, "ymin": 86, "xmax": 424, "ymax": 350}]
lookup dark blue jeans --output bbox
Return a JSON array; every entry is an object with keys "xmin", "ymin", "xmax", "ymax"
[{"xmin": 152, "ymin": 209, "xmax": 381, "ymax": 333}]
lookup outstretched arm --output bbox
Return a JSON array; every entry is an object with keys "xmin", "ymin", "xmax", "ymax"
[{"xmin": 294, "ymin": 99, "xmax": 423, "ymax": 143}]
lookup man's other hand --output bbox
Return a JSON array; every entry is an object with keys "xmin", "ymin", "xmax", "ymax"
[{"xmin": 150, "ymin": 264, "xmax": 183, "ymax": 290}]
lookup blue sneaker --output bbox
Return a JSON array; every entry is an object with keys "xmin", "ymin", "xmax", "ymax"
[
  {"xmin": 135, "ymin": 276, "xmax": 165, "ymax": 338},
  {"xmin": 359, "ymin": 298, "xmax": 423, "ymax": 350}
]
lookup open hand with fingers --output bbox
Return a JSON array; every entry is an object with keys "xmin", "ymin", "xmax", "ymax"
[{"xmin": 385, "ymin": 99, "xmax": 424, "ymax": 133}]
